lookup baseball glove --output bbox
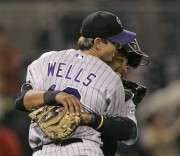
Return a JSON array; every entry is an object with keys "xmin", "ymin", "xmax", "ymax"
[
  {"xmin": 29, "ymin": 105, "xmax": 81, "ymax": 141},
  {"xmin": 121, "ymin": 78, "xmax": 147, "ymax": 106}
]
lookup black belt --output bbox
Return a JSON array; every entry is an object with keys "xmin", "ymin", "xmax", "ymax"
[{"xmin": 33, "ymin": 138, "xmax": 83, "ymax": 153}]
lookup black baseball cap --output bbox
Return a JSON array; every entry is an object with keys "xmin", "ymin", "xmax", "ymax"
[{"xmin": 80, "ymin": 11, "xmax": 136, "ymax": 44}]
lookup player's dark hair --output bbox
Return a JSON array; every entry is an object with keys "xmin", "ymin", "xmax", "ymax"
[
  {"xmin": 78, "ymin": 36, "xmax": 108, "ymax": 50},
  {"xmin": 78, "ymin": 36, "xmax": 94, "ymax": 50},
  {"xmin": 100, "ymin": 38, "xmax": 108, "ymax": 44}
]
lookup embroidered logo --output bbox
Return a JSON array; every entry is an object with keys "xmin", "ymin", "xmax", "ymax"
[{"xmin": 116, "ymin": 17, "xmax": 122, "ymax": 27}]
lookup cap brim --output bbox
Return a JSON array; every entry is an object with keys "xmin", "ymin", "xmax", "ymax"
[{"xmin": 107, "ymin": 29, "xmax": 136, "ymax": 44}]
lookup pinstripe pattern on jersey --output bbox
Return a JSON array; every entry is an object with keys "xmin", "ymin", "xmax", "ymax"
[
  {"xmin": 27, "ymin": 49, "xmax": 126, "ymax": 153},
  {"xmin": 33, "ymin": 139, "xmax": 104, "ymax": 156}
]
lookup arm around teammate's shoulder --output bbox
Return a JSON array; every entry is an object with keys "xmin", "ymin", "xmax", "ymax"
[
  {"xmin": 15, "ymin": 85, "xmax": 46, "ymax": 112},
  {"xmin": 15, "ymin": 84, "xmax": 84, "ymax": 115}
]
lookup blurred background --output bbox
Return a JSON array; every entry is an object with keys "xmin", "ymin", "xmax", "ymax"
[{"xmin": 0, "ymin": 0, "xmax": 179, "ymax": 156}]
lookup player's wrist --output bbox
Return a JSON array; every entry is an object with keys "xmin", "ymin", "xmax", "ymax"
[
  {"xmin": 87, "ymin": 113, "xmax": 104, "ymax": 130},
  {"xmin": 43, "ymin": 91, "xmax": 61, "ymax": 105}
]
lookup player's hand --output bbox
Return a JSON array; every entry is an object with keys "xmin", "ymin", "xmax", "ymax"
[{"xmin": 55, "ymin": 91, "xmax": 84, "ymax": 115}]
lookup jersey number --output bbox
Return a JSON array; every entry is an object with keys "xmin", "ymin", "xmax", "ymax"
[{"xmin": 48, "ymin": 85, "xmax": 81, "ymax": 100}]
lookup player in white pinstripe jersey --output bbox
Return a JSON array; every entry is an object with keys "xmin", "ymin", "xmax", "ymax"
[
  {"xmin": 15, "ymin": 11, "xmax": 137, "ymax": 156},
  {"xmin": 15, "ymin": 38, "xmax": 148, "ymax": 156}
]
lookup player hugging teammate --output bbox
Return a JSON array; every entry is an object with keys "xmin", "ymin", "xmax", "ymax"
[{"xmin": 15, "ymin": 11, "xmax": 149, "ymax": 156}]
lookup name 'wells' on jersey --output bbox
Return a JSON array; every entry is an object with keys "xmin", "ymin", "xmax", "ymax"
[{"xmin": 47, "ymin": 61, "xmax": 96, "ymax": 87}]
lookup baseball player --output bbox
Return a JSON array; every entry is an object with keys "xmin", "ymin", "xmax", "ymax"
[
  {"xmin": 16, "ymin": 40, "xmax": 148, "ymax": 156},
  {"xmin": 15, "ymin": 11, "xmax": 140, "ymax": 156},
  {"xmin": 16, "ymin": 38, "xmax": 148, "ymax": 156},
  {"xmin": 97, "ymin": 39, "xmax": 149, "ymax": 156}
]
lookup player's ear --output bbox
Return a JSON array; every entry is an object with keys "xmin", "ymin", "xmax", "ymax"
[{"xmin": 93, "ymin": 38, "xmax": 101, "ymax": 51}]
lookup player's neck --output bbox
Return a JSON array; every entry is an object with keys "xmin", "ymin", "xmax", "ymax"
[{"xmin": 81, "ymin": 49, "xmax": 99, "ymax": 58}]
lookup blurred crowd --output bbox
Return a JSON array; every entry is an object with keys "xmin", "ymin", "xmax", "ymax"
[
  {"xmin": 0, "ymin": 26, "xmax": 32, "ymax": 156},
  {"xmin": 136, "ymin": 81, "xmax": 180, "ymax": 156}
]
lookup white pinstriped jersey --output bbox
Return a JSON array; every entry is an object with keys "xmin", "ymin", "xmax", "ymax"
[{"xmin": 25, "ymin": 49, "xmax": 136, "ymax": 155}]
